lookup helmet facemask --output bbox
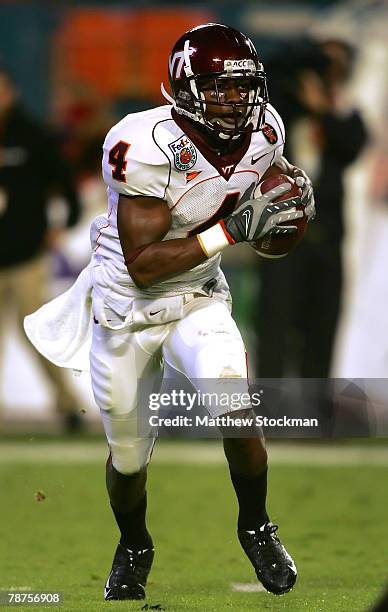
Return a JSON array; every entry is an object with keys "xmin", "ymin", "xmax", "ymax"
[{"xmin": 190, "ymin": 72, "xmax": 268, "ymax": 139}]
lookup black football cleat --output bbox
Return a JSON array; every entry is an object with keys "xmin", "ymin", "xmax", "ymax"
[
  {"xmin": 104, "ymin": 543, "xmax": 154, "ymax": 600},
  {"xmin": 238, "ymin": 522, "xmax": 297, "ymax": 595}
]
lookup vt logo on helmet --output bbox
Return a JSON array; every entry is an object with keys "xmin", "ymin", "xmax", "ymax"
[{"xmin": 164, "ymin": 23, "xmax": 268, "ymax": 140}]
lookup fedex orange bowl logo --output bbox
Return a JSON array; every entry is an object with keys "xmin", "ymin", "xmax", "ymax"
[
  {"xmin": 262, "ymin": 123, "xmax": 278, "ymax": 144},
  {"xmin": 169, "ymin": 136, "xmax": 197, "ymax": 171}
]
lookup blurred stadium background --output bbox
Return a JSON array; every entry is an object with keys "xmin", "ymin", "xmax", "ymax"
[{"xmin": 0, "ymin": 1, "xmax": 387, "ymax": 610}]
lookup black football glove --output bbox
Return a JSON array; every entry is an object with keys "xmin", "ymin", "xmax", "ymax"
[{"xmin": 223, "ymin": 183, "xmax": 304, "ymax": 243}]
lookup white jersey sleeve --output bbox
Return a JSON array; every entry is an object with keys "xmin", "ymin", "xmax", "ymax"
[
  {"xmin": 264, "ymin": 103, "xmax": 286, "ymax": 165},
  {"xmin": 102, "ymin": 109, "xmax": 171, "ymax": 199}
]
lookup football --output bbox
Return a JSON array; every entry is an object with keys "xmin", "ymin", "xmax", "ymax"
[{"xmin": 250, "ymin": 173, "xmax": 307, "ymax": 258}]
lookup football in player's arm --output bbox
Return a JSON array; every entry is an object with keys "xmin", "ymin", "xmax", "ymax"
[{"xmin": 25, "ymin": 23, "xmax": 315, "ymax": 601}]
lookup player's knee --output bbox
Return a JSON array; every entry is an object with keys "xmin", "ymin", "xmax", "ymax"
[
  {"xmin": 224, "ymin": 435, "xmax": 268, "ymax": 474},
  {"xmin": 219, "ymin": 365, "xmax": 243, "ymax": 378},
  {"xmin": 110, "ymin": 438, "xmax": 154, "ymax": 475},
  {"xmin": 218, "ymin": 407, "xmax": 262, "ymax": 438}
]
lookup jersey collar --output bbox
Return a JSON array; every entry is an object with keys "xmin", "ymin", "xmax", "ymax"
[{"xmin": 171, "ymin": 109, "xmax": 253, "ymax": 181}]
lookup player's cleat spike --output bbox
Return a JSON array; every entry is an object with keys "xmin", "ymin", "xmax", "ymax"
[
  {"xmin": 238, "ymin": 521, "xmax": 297, "ymax": 595},
  {"xmin": 104, "ymin": 543, "xmax": 154, "ymax": 600}
]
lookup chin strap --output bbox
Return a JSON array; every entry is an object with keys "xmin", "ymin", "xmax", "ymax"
[
  {"xmin": 183, "ymin": 39, "xmax": 194, "ymax": 78},
  {"xmin": 161, "ymin": 80, "xmax": 246, "ymax": 142},
  {"xmin": 160, "ymin": 82, "xmax": 175, "ymax": 105}
]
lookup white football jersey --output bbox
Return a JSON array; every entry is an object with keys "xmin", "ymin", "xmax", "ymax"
[{"xmin": 91, "ymin": 103, "xmax": 285, "ymax": 301}]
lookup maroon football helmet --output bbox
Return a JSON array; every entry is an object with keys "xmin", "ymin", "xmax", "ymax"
[{"xmin": 167, "ymin": 23, "xmax": 268, "ymax": 138}]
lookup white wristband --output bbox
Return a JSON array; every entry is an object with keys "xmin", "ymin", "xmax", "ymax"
[{"xmin": 197, "ymin": 222, "xmax": 234, "ymax": 258}]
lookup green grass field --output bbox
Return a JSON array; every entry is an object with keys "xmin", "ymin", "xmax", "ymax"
[{"xmin": 0, "ymin": 440, "xmax": 387, "ymax": 611}]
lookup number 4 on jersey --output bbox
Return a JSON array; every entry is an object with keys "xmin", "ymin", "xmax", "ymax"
[{"xmin": 109, "ymin": 141, "xmax": 130, "ymax": 182}]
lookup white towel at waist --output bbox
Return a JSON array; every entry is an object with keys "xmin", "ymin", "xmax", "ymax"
[
  {"xmin": 24, "ymin": 264, "xmax": 93, "ymax": 372},
  {"xmin": 23, "ymin": 260, "xmax": 187, "ymax": 372},
  {"xmin": 23, "ymin": 255, "xmax": 228, "ymax": 373}
]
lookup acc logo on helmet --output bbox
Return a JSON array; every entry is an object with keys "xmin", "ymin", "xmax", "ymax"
[{"xmin": 224, "ymin": 59, "xmax": 256, "ymax": 72}]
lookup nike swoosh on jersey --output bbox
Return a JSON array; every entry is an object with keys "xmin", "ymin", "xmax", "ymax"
[{"xmin": 251, "ymin": 152, "xmax": 268, "ymax": 165}]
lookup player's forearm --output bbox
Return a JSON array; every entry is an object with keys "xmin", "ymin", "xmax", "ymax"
[
  {"xmin": 273, "ymin": 156, "xmax": 296, "ymax": 175},
  {"xmin": 125, "ymin": 236, "xmax": 209, "ymax": 289}
]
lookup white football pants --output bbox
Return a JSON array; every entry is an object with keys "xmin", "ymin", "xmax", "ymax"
[{"xmin": 90, "ymin": 295, "xmax": 248, "ymax": 474}]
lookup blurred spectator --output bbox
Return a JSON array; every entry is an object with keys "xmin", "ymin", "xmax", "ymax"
[
  {"xmin": 256, "ymin": 38, "xmax": 368, "ymax": 380},
  {"xmin": 53, "ymin": 81, "xmax": 114, "ymax": 180},
  {"xmin": 0, "ymin": 68, "xmax": 84, "ymax": 432}
]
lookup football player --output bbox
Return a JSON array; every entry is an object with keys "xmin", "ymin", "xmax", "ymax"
[{"xmin": 27, "ymin": 23, "xmax": 315, "ymax": 600}]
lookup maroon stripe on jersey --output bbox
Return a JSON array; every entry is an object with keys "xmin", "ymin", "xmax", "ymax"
[{"xmin": 93, "ymin": 220, "xmax": 110, "ymax": 252}]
